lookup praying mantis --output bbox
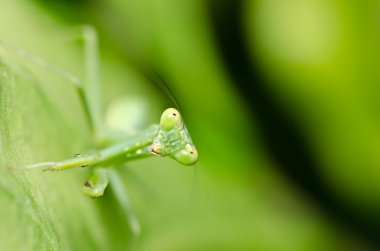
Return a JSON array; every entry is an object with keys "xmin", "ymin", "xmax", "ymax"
[{"xmin": 1, "ymin": 26, "xmax": 198, "ymax": 249}]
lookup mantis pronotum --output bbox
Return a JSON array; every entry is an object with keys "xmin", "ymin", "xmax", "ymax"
[{"xmin": 1, "ymin": 26, "xmax": 198, "ymax": 249}]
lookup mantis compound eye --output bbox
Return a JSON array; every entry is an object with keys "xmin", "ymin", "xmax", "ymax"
[
  {"xmin": 160, "ymin": 108, "xmax": 182, "ymax": 131},
  {"xmin": 173, "ymin": 143, "xmax": 198, "ymax": 166}
]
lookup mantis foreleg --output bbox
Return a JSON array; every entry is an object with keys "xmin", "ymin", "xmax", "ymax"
[{"xmin": 82, "ymin": 168, "xmax": 110, "ymax": 198}]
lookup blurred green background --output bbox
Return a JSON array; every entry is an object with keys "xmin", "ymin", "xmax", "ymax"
[{"xmin": 0, "ymin": 0, "xmax": 379, "ymax": 250}]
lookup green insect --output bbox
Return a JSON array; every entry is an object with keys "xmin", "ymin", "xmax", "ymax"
[
  {"xmin": 19, "ymin": 107, "xmax": 198, "ymax": 193},
  {"xmin": 2, "ymin": 26, "xmax": 198, "ymax": 248}
]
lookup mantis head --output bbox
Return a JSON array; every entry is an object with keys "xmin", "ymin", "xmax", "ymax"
[{"xmin": 150, "ymin": 108, "xmax": 198, "ymax": 165}]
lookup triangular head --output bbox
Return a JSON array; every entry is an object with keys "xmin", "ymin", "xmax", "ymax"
[{"xmin": 149, "ymin": 108, "xmax": 198, "ymax": 165}]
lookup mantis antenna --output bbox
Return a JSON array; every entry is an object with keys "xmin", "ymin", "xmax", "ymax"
[{"xmin": 141, "ymin": 65, "xmax": 182, "ymax": 111}]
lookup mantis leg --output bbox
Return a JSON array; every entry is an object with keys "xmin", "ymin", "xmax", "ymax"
[
  {"xmin": 109, "ymin": 168, "xmax": 141, "ymax": 251},
  {"xmin": 83, "ymin": 26, "xmax": 101, "ymax": 134},
  {"xmin": 52, "ymin": 25, "xmax": 102, "ymax": 137},
  {"xmin": 0, "ymin": 25, "xmax": 102, "ymax": 136},
  {"xmin": 15, "ymin": 150, "xmax": 102, "ymax": 171},
  {"xmin": 16, "ymin": 124, "xmax": 158, "ymax": 172},
  {"xmin": 82, "ymin": 168, "xmax": 110, "ymax": 198},
  {"xmin": 61, "ymin": 25, "xmax": 102, "ymax": 135}
]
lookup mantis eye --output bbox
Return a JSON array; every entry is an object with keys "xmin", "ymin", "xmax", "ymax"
[
  {"xmin": 160, "ymin": 108, "xmax": 182, "ymax": 131},
  {"xmin": 173, "ymin": 143, "xmax": 198, "ymax": 166}
]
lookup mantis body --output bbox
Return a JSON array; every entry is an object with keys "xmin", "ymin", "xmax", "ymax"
[
  {"xmin": 19, "ymin": 107, "xmax": 198, "ymax": 197},
  {"xmin": 2, "ymin": 26, "xmax": 198, "ymax": 249}
]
